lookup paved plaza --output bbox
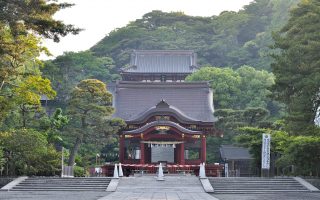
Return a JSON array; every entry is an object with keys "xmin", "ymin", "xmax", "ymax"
[
  {"xmin": 2, "ymin": 190, "xmax": 320, "ymax": 200},
  {"xmin": 212, "ymin": 193, "xmax": 320, "ymax": 200},
  {"xmin": 0, "ymin": 191, "xmax": 109, "ymax": 200},
  {"xmin": 98, "ymin": 175, "xmax": 218, "ymax": 200},
  {"xmin": 1, "ymin": 176, "xmax": 320, "ymax": 200}
]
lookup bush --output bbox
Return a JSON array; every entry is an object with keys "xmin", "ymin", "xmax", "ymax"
[
  {"xmin": 283, "ymin": 136, "xmax": 320, "ymax": 177},
  {"xmin": 73, "ymin": 166, "xmax": 86, "ymax": 177},
  {"xmin": 0, "ymin": 129, "xmax": 60, "ymax": 176}
]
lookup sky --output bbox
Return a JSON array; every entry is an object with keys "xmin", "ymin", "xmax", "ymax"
[{"xmin": 43, "ymin": 0, "xmax": 253, "ymax": 59}]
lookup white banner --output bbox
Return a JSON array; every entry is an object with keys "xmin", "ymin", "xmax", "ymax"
[
  {"xmin": 225, "ymin": 163, "xmax": 229, "ymax": 177},
  {"xmin": 261, "ymin": 133, "xmax": 271, "ymax": 169}
]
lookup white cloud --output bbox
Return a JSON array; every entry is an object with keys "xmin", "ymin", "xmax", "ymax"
[{"xmin": 43, "ymin": 0, "xmax": 253, "ymax": 58}]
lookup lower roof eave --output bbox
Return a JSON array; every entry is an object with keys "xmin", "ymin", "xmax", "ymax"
[{"xmin": 123, "ymin": 120, "xmax": 203, "ymax": 135}]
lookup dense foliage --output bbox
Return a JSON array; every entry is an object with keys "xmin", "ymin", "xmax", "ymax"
[
  {"xmin": 91, "ymin": 0, "xmax": 300, "ymax": 71},
  {"xmin": 0, "ymin": 0, "xmax": 80, "ymax": 176},
  {"xmin": 279, "ymin": 136, "xmax": 320, "ymax": 176},
  {"xmin": 0, "ymin": 0, "xmax": 79, "ymax": 122},
  {"xmin": 220, "ymin": 0, "xmax": 320, "ymax": 176},
  {"xmin": 1, "ymin": 0, "xmax": 319, "ymax": 177},
  {"xmin": 0, "ymin": 0, "xmax": 80, "ymax": 42},
  {"xmin": 42, "ymin": 51, "xmax": 120, "ymax": 103},
  {"xmin": 0, "ymin": 129, "xmax": 60, "ymax": 176},
  {"xmin": 271, "ymin": 0, "xmax": 320, "ymax": 135},
  {"xmin": 186, "ymin": 66, "xmax": 275, "ymax": 110},
  {"xmin": 235, "ymin": 127, "xmax": 320, "ymax": 176},
  {"xmin": 65, "ymin": 79, "xmax": 125, "ymax": 166}
]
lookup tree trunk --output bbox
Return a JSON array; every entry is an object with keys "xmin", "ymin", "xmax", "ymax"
[
  {"xmin": 0, "ymin": 80, "xmax": 5, "ymax": 91},
  {"xmin": 68, "ymin": 136, "xmax": 82, "ymax": 166},
  {"xmin": 21, "ymin": 104, "xmax": 26, "ymax": 128},
  {"xmin": 68, "ymin": 113, "xmax": 86, "ymax": 166}
]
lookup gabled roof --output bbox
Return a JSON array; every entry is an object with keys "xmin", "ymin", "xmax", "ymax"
[
  {"xmin": 123, "ymin": 120, "xmax": 202, "ymax": 135},
  {"xmin": 122, "ymin": 50, "xmax": 198, "ymax": 74},
  {"xmin": 127, "ymin": 100, "xmax": 199, "ymax": 124},
  {"xmin": 220, "ymin": 145, "xmax": 253, "ymax": 161},
  {"xmin": 112, "ymin": 81, "xmax": 217, "ymax": 123}
]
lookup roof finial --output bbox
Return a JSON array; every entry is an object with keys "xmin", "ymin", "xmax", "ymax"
[{"xmin": 156, "ymin": 99, "xmax": 169, "ymax": 108}]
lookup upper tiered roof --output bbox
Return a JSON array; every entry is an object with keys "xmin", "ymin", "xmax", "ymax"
[{"xmin": 122, "ymin": 50, "xmax": 198, "ymax": 76}]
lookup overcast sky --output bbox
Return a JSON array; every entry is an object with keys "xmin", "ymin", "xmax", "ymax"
[{"xmin": 43, "ymin": 0, "xmax": 253, "ymax": 59}]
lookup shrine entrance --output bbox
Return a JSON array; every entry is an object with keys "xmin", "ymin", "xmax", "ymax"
[
  {"xmin": 120, "ymin": 120, "xmax": 206, "ymax": 165},
  {"xmin": 151, "ymin": 144, "xmax": 174, "ymax": 163}
]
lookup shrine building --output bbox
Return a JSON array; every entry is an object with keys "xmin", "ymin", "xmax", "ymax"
[{"xmin": 108, "ymin": 50, "xmax": 220, "ymax": 166}]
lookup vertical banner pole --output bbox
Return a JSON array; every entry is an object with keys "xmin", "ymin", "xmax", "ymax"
[
  {"xmin": 261, "ymin": 133, "xmax": 271, "ymax": 177},
  {"xmin": 61, "ymin": 147, "xmax": 64, "ymax": 177}
]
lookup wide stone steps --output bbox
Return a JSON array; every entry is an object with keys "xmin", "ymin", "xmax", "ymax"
[
  {"xmin": 209, "ymin": 177, "xmax": 310, "ymax": 194},
  {"xmin": 10, "ymin": 177, "xmax": 111, "ymax": 191}
]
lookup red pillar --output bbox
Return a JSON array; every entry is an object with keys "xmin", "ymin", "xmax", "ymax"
[
  {"xmin": 201, "ymin": 136, "xmax": 206, "ymax": 163},
  {"xmin": 176, "ymin": 146, "xmax": 180, "ymax": 163},
  {"xmin": 180, "ymin": 143, "xmax": 185, "ymax": 165},
  {"xmin": 140, "ymin": 142, "xmax": 145, "ymax": 164},
  {"xmin": 119, "ymin": 135, "xmax": 124, "ymax": 163}
]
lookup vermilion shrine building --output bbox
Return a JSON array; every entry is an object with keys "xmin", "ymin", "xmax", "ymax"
[{"xmin": 108, "ymin": 50, "xmax": 220, "ymax": 166}]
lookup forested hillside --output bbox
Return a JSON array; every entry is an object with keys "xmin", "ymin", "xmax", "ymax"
[
  {"xmin": 91, "ymin": 0, "xmax": 300, "ymax": 71},
  {"xmin": 44, "ymin": 0, "xmax": 300, "ymax": 106},
  {"xmin": 1, "ymin": 0, "xmax": 319, "ymax": 177},
  {"xmin": 39, "ymin": 0, "xmax": 302, "ymax": 167}
]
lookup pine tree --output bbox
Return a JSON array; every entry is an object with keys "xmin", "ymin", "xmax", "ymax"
[{"xmin": 271, "ymin": 0, "xmax": 320, "ymax": 135}]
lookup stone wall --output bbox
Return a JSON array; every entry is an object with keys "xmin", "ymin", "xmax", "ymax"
[
  {"xmin": 306, "ymin": 178, "xmax": 320, "ymax": 189},
  {"xmin": 0, "ymin": 177, "xmax": 15, "ymax": 188}
]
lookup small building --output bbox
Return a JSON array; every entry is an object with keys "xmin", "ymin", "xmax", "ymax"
[
  {"xmin": 220, "ymin": 145, "xmax": 254, "ymax": 177},
  {"xmin": 40, "ymin": 95, "xmax": 56, "ymax": 116},
  {"xmin": 108, "ymin": 50, "xmax": 221, "ymax": 166}
]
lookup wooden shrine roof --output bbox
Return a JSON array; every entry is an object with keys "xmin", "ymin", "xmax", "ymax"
[
  {"xmin": 122, "ymin": 50, "xmax": 198, "ymax": 74},
  {"xmin": 123, "ymin": 120, "xmax": 203, "ymax": 135},
  {"xmin": 109, "ymin": 81, "xmax": 217, "ymax": 123}
]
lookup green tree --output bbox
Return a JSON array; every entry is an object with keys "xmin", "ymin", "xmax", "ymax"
[
  {"xmin": 0, "ymin": 0, "xmax": 80, "ymax": 42},
  {"xmin": 0, "ymin": 75, "xmax": 57, "ymax": 130},
  {"xmin": 236, "ymin": 66, "xmax": 274, "ymax": 108},
  {"xmin": 205, "ymin": 107, "xmax": 269, "ymax": 163},
  {"xmin": 0, "ymin": 129, "xmax": 60, "ymax": 176},
  {"xmin": 91, "ymin": 1, "xmax": 300, "ymax": 71},
  {"xmin": 278, "ymin": 136, "xmax": 320, "ymax": 176},
  {"xmin": 216, "ymin": 107, "xmax": 270, "ymax": 130},
  {"xmin": 186, "ymin": 66, "xmax": 274, "ymax": 110},
  {"xmin": 0, "ymin": 25, "xmax": 46, "ymax": 122},
  {"xmin": 42, "ymin": 51, "xmax": 119, "ymax": 103},
  {"xmin": 186, "ymin": 67, "xmax": 241, "ymax": 108},
  {"xmin": 271, "ymin": 0, "xmax": 320, "ymax": 135},
  {"xmin": 66, "ymin": 79, "xmax": 125, "ymax": 166},
  {"xmin": 235, "ymin": 127, "xmax": 289, "ymax": 175},
  {"xmin": 0, "ymin": 146, "xmax": 4, "ymax": 172},
  {"xmin": 38, "ymin": 108, "xmax": 69, "ymax": 144},
  {"xmin": 0, "ymin": 0, "xmax": 80, "ymax": 123},
  {"xmin": 14, "ymin": 76, "xmax": 56, "ymax": 128}
]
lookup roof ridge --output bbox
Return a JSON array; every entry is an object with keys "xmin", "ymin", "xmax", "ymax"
[
  {"xmin": 117, "ymin": 81, "xmax": 209, "ymax": 85},
  {"xmin": 133, "ymin": 50, "xmax": 195, "ymax": 54}
]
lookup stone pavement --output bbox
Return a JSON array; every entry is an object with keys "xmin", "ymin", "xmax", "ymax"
[
  {"xmin": 98, "ymin": 175, "xmax": 219, "ymax": 200},
  {"xmin": 212, "ymin": 192, "xmax": 320, "ymax": 200},
  {"xmin": 0, "ymin": 191, "xmax": 109, "ymax": 200},
  {"xmin": 100, "ymin": 191, "xmax": 216, "ymax": 200},
  {"xmin": 2, "ymin": 176, "xmax": 319, "ymax": 200}
]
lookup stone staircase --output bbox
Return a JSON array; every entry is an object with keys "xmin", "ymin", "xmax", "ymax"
[
  {"xmin": 209, "ymin": 177, "xmax": 310, "ymax": 194},
  {"xmin": 10, "ymin": 177, "xmax": 111, "ymax": 191},
  {"xmin": 117, "ymin": 176, "xmax": 204, "ymax": 193}
]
